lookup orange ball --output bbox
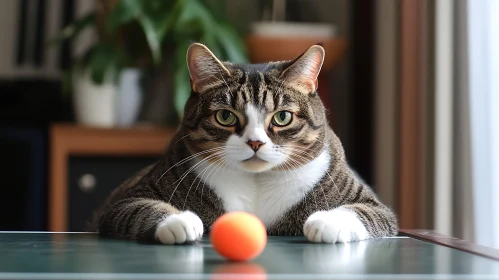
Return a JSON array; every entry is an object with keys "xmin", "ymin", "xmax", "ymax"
[{"xmin": 210, "ymin": 212, "xmax": 267, "ymax": 261}]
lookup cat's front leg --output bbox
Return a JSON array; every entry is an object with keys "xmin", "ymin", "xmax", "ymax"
[
  {"xmin": 98, "ymin": 197, "xmax": 204, "ymax": 245},
  {"xmin": 155, "ymin": 211, "xmax": 204, "ymax": 244},
  {"xmin": 303, "ymin": 207, "xmax": 369, "ymax": 243}
]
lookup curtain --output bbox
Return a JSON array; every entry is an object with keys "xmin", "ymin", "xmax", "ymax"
[
  {"xmin": 466, "ymin": 0, "xmax": 499, "ymax": 249},
  {"xmin": 452, "ymin": 0, "xmax": 474, "ymax": 244},
  {"xmin": 374, "ymin": 0, "xmax": 398, "ymax": 211},
  {"xmin": 432, "ymin": 0, "xmax": 498, "ymax": 248},
  {"xmin": 434, "ymin": 0, "xmax": 454, "ymax": 237},
  {"xmin": 375, "ymin": 0, "xmax": 499, "ymax": 249}
]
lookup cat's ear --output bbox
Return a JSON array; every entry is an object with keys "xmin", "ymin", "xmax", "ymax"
[
  {"xmin": 280, "ymin": 45, "xmax": 325, "ymax": 94},
  {"xmin": 186, "ymin": 43, "xmax": 231, "ymax": 93}
]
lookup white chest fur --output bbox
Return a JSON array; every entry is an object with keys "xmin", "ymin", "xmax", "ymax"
[{"xmin": 192, "ymin": 149, "xmax": 331, "ymax": 227}]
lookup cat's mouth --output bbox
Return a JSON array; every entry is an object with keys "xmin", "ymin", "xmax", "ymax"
[
  {"xmin": 242, "ymin": 155, "xmax": 267, "ymax": 163},
  {"xmin": 240, "ymin": 155, "xmax": 270, "ymax": 172}
]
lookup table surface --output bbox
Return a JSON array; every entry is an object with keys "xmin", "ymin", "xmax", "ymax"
[{"xmin": 1, "ymin": 232, "xmax": 499, "ymax": 280}]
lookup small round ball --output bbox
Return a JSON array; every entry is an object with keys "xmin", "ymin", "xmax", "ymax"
[{"xmin": 210, "ymin": 212, "xmax": 267, "ymax": 261}]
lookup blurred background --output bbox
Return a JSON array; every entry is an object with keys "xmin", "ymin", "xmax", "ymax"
[{"xmin": 0, "ymin": 0, "xmax": 497, "ymax": 249}]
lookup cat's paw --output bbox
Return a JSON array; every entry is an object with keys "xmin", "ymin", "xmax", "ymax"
[
  {"xmin": 303, "ymin": 208, "xmax": 369, "ymax": 243},
  {"xmin": 155, "ymin": 211, "xmax": 204, "ymax": 245}
]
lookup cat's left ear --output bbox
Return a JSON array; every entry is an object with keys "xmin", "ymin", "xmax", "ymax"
[
  {"xmin": 186, "ymin": 43, "xmax": 231, "ymax": 93},
  {"xmin": 280, "ymin": 45, "xmax": 325, "ymax": 94}
]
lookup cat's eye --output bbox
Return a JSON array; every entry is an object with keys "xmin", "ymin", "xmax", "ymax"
[
  {"xmin": 272, "ymin": 111, "xmax": 293, "ymax": 127},
  {"xmin": 215, "ymin": 110, "xmax": 237, "ymax": 126}
]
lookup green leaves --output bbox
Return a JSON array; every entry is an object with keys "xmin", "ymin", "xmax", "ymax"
[
  {"xmin": 215, "ymin": 23, "xmax": 248, "ymax": 64},
  {"xmin": 137, "ymin": 17, "xmax": 162, "ymax": 64},
  {"xmin": 106, "ymin": 0, "xmax": 140, "ymax": 31},
  {"xmin": 76, "ymin": 42, "xmax": 126, "ymax": 85},
  {"xmin": 173, "ymin": 42, "xmax": 192, "ymax": 117},
  {"xmin": 50, "ymin": 0, "xmax": 249, "ymax": 120},
  {"xmin": 107, "ymin": 0, "xmax": 180, "ymax": 64},
  {"xmin": 47, "ymin": 12, "xmax": 95, "ymax": 46},
  {"xmin": 176, "ymin": 0, "xmax": 214, "ymax": 32},
  {"xmin": 166, "ymin": 0, "xmax": 248, "ymax": 116},
  {"xmin": 132, "ymin": 1, "xmax": 179, "ymax": 64}
]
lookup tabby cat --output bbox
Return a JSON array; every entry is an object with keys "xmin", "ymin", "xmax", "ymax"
[{"xmin": 94, "ymin": 43, "xmax": 398, "ymax": 244}]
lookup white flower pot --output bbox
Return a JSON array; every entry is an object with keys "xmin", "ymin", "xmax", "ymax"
[
  {"xmin": 72, "ymin": 70, "xmax": 117, "ymax": 127},
  {"xmin": 115, "ymin": 68, "xmax": 143, "ymax": 127}
]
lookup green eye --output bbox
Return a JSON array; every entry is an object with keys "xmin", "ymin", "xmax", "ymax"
[
  {"xmin": 272, "ymin": 111, "xmax": 293, "ymax": 126},
  {"xmin": 215, "ymin": 110, "xmax": 237, "ymax": 126}
]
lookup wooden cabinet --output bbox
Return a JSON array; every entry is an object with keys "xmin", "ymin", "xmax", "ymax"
[{"xmin": 49, "ymin": 124, "xmax": 176, "ymax": 232}]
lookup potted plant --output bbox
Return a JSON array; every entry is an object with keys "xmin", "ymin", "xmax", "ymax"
[
  {"xmin": 246, "ymin": 0, "xmax": 345, "ymax": 68},
  {"xmin": 98, "ymin": 0, "xmax": 249, "ymax": 123},
  {"xmin": 51, "ymin": 9, "xmax": 144, "ymax": 128},
  {"xmin": 245, "ymin": 0, "xmax": 347, "ymax": 125},
  {"xmin": 53, "ymin": 0, "xmax": 248, "ymax": 127}
]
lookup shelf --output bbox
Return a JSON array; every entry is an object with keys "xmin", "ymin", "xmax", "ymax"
[{"xmin": 48, "ymin": 123, "xmax": 177, "ymax": 231}]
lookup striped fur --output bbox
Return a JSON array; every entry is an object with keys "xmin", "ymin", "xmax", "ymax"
[{"xmin": 93, "ymin": 43, "xmax": 398, "ymax": 244}]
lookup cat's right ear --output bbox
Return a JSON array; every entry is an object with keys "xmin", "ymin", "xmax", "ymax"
[
  {"xmin": 186, "ymin": 43, "xmax": 231, "ymax": 94},
  {"xmin": 280, "ymin": 45, "xmax": 325, "ymax": 95}
]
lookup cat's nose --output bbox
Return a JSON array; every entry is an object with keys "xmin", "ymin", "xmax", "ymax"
[{"xmin": 247, "ymin": 140, "xmax": 265, "ymax": 152}]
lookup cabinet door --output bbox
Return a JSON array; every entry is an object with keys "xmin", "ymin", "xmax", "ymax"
[{"xmin": 68, "ymin": 156, "xmax": 159, "ymax": 232}]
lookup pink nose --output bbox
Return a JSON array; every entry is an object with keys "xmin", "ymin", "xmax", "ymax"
[{"xmin": 247, "ymin": 140, "xmax": 265, "ymax": 151}]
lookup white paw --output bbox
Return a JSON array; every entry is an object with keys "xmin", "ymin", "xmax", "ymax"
[
  {"xmin": 155, "ymin": 211, "xmax": 204, "ymax": 244},
  {"xmin": 303, "ymin": 208, "xmax": 369, "ymax": 243}
]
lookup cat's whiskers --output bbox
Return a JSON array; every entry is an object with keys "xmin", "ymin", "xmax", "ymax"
[
  {"xmin": 278, "ymin": 145, "xmax": 314, "ymax": 169},
  {"xmin": 203, "ymin": 150, "xmax": 233, "ymax": 205},
  {"xmin": 155, "ymin": 145, "xmax": 240, "ymax": 186},
  {"xmin": 281, "ymin": 135, "xmax": 331, "ymax": 155},
  {"xmin": 175, "ymin": 148, "xmax": 235, "ymax": 188},
  {"xmin": 171, "ymin": 133, "xmax": 193, "ymax": 149},
  {"xmin": 183, "ymin": 153, "xmax": 226, "ymax": 210},
  {"xmin": 167, "ymin": 151, "xmax": 223, "ymax": 193},
  {"xmin": 168, "ymin": 151, "xmax": 224, "ymax": 203},
  {"xmin": 283, "ymin": 146, "xmax": 341, "ymax": 198},
  {"xmin": 206, "ymin": 153, "xmax": 230, "ymax": 200},
  {"xmin": 283, "ymin": 155, "xmax": 319, "ymax": 210},
  {"xmin": 277, "ymin": 159, "xmax": 306, "ymax": 206},
  {"xmin": 285, "ymin": 154, "xmax": 328, "ymax": 210},
  {"xmin": 271, "ymin": 160, "xmax": 288, "ymax": 189},
  {"xmin": 199, "ymin": 147, "xmax": 239, "ymax": 206},
  {"xmin": 195, "ymin": 153, "xmax": 227, "ymax": 203},
  {"xmin": 282, "ymin": 147, "xmax": 336, "ymax": 206},
  {"xmin": 155, "ymin": 147, "xmax": 225, "ymax": 186},
  {"xmin": 286, "ymin": 137, "xmax": 333, "ymax": 156}
]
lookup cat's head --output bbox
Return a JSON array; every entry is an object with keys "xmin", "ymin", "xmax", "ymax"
[{"xmin": 182, "ymin": 43, "xmax": 328, "ymax": 173}]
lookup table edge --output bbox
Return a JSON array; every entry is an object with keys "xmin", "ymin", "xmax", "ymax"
[
  {"xmin": 399, "ymin": 229, "xmax": 499, "ymax": 261},
  {"xmin": 2, "ymin": 230, "xmax": 498, "ymax": 262}
]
